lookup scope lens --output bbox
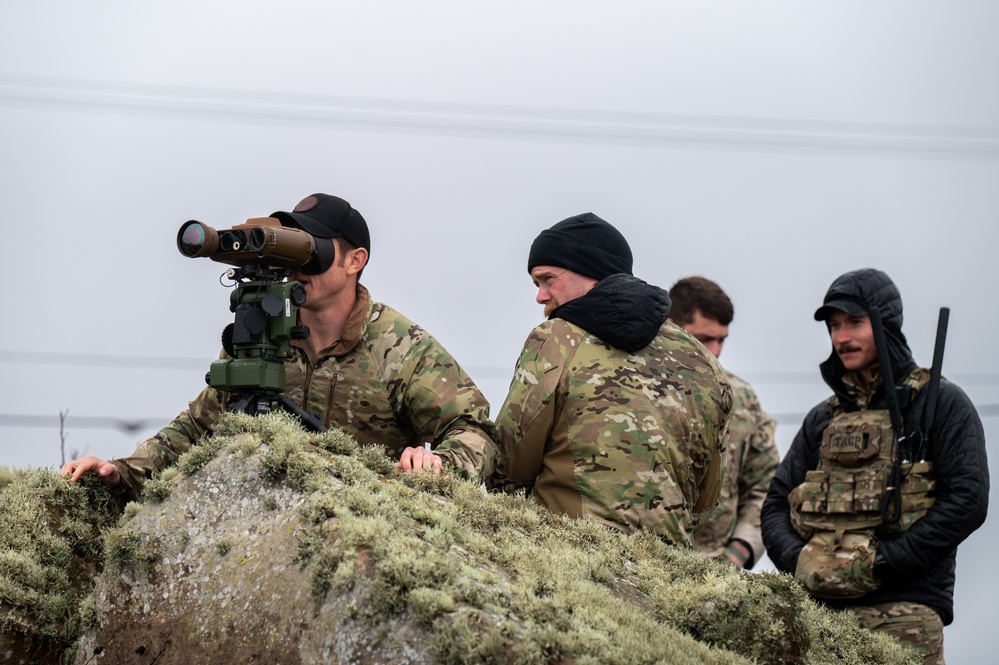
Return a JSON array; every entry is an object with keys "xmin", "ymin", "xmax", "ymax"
[
  {"xmin": 247, "ymin": 226, "xmax": 268, "ymax": 252},
  {"xmin": 178, "ymin": 222, "xmax": 208, "ymax": 256},
  {"xmin": 219, "ymin": 230, "xmax": 246, "ymax": 252}
]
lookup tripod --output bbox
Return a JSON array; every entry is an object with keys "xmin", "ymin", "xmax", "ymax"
[
  {"xmin": 227, "ymin": 389, "xmax": 328, "ymax": 433},
  {"xmin": 205, "ymin": 264, "xmax": 326, "ymax": 433}
]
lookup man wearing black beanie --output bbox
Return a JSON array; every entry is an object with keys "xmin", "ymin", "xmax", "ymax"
[{"xmin": 484, "ymin": 212, "xmax": 734, "ymax": 545}]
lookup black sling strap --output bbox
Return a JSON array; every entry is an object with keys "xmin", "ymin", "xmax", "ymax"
[
  {"xmin": 870, "ymin": 308, "xmax": 906, "ymax": 524},
  {"xmin": 871, "ymin": 307, "xmax": 950, "ymax": 523}
]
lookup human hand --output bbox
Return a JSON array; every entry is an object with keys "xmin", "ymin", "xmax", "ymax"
[
  {"xmin": 396, "ymin": 446, "xmax": 443, "ymax": 475},
  {"xmin": 60, "ymin": 456, "xmax": 121, "ymax": 488}
]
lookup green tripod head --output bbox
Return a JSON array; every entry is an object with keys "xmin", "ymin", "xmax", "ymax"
[{"xmin": 208, "ymin": 267, "xmax": 309, "ymax": 393}]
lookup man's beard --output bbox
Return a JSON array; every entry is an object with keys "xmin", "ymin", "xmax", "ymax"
[{"xmin": 544, "ymin": 301, "xmax": 559, "ymax": 317}]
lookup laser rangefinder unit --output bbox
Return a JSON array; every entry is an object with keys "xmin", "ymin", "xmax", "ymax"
[
  {"xmin": 177, "ymin": 217, "xmax": 316, "ymax": 271},
  {"xmin": 175, "ymin": 217, "xmax": 313, "ymax": 408}
]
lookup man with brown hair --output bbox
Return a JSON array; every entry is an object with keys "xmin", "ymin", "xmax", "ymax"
[{"xmin": 668, "ymin": 276, "xmax": 779, "ymax": 569}]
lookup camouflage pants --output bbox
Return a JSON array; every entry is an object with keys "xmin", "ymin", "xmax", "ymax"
[{"xmin": 847, "ymin": 601, "xmax": 944, "ymax": 665}]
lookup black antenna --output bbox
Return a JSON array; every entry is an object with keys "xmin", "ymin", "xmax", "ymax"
[
  {"xmin": 923, "ymin": 308, "xmax": 950, "ymax": 433},
  {"xmin": 918, "ymin": 308, "xmax": 950, "ymax": 459}
]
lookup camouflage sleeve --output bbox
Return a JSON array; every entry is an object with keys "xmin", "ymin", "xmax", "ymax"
[
  {"xmin": 488, "ymin": 325, "xmax": 571, "ymax": 491},
  {"xmin": 683, "ymin": 355, "xmax": 733, "ymax": 537},
  {"xmin": 730, "ymin": 387, "xmax": 780, "ymax": 566},
  {"xmin": 392, "ymin": 333, "xmax": 500, "ymax": 484},
  {"xmin": 690, "ymin": 402, "xmax": 732, "ymax": 534},
  {"xmin": 110, "ymin": 383, "xmax": 227, "ymax": 502}
]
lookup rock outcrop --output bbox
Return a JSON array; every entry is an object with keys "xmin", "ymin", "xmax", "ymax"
[{"xmin": 2, "ymin": 412, "xmax": 918, "ymax": 665}]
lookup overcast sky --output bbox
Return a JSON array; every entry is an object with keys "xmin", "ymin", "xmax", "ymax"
[{"xmin": 2, "ymin": 3, "xmax": 997, "ymax": 662}]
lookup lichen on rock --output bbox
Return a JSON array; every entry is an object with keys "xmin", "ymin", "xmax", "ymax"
[
  {"xmin": 0, "ymin": 467, "xmax": 122, "ymax": 664},
  {"xmin": 2, "ymin": 412, "xmax": 920, "ymax": 665}
]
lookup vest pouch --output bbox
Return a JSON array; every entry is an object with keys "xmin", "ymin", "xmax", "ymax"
[
  {"xmin": 794, "ymin": 529, "xmax": 880, "ymax": 599},
  {"xmin": 788, "ymin": 469, "xmax": 829, "ymax": 539},
  {"xmin": 851, "ymin": 468, "xmax": 884, "ymax": 512},
  {"xmin": 824, "ymin": 470, "xmax": 857, "ymax": 513},
  {"xmin": 886, "ymin": 461, "xmax": 937, "ymax": 533},
  {"xmin": 789, "ymin": 469, "xmax": 879, "ymax": 538}
]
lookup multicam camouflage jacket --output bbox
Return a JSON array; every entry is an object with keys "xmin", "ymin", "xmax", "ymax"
[
  {"xmin": 691, "ymin": 371, "xmax": 779, "ymax": 568},
  {"xmin": 111, "ymin": 284, "xmax": 498, "ymax": 501},
  {"xmin": 488, "ymin": 274, "xmax": 733, "ymax": 546}
]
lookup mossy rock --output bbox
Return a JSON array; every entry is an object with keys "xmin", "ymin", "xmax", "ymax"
[
  {"xmin": 2, "ymin": 412, "xmax": 919, "ymax": 664},
  {"xmin": 0, "ymin": 466, "xmax": 25, "ymax": 490},
  {"xmin": 0, "ymin": 467, "xmax": 122, "ymax": 664}
]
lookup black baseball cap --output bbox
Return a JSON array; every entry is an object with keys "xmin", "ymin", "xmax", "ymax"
[
  {"xmin": 814, "ymin": 295, "xmax": 868, "ymax": 321},
  {"xmin": 271, "ymin": 193, "xmax": 370, "ymax": 252}
]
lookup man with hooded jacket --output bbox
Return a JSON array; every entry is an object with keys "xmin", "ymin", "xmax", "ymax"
[
  {"xmin": 483, "ymin": 213, "xmax": 732, "ymax": 545},
  {"xmin": 761, "ymin": 268, "xmax": 989, "ymax": 665}
]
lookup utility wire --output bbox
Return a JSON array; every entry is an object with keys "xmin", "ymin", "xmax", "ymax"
[
  {"xmin": 3, "ymin": 350, "xmax": 999, "ymax": 386},
  {"xmin": 0, "ymin": 414, "xmax": 162, "ymax": 434},
  {"xmin": 2, "ymin": 75, "xmax": 999, "ymax": 160},
  {"xmin": 769, "ymin": 405, "xmax": 999, "ymax": 424},
  {"xmin": 0, "ymin": 350, "xmax": 208, "ymax": 371},
  {"xmin": 2, "ymin": 403, "xmax": 998, "ymax": 435}
]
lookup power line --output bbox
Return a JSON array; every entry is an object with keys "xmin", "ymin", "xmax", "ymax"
[
  {"xmin": 4, "ymin": 350, "xmax": 999, "ymax": 386},
  {"xmin": 2, "ymin": 74, "xmax": 999, "ymax": 160},
  {"xmin": 2, "ymin": 402, "xmax": 998, "ymax": 435},
  {"xmin": 0, "ymin": 350, "xmax": 208, "ymax": 371},
  {"xmin": 0, "ymin": 414, "xmax": 164, "ymax": 434},
  {"xmin": 735, "ymin": 371, "xmax": 999, "ymax": 386},
  {"xmin": 771, "ymin": 404, "xmax": 999, "ymax": 425}
]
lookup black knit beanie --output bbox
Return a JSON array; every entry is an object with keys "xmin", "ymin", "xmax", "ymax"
[{"xmin": 527, "ymin": 213, "xmax": 633, "ymax": 281}]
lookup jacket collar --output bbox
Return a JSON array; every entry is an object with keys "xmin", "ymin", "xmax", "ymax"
[
  {"xmin": 552, "ymin": 273, "xmax": 670, "ymax": 353},
  {"xmin": 292, "ymin": 283, "xmax": 371, "ymax": 360},
  {"xmin": 327, "ymin": 283, "xmax": 370, "ymax": 357}
]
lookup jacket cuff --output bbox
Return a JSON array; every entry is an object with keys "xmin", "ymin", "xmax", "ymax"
[{"xmin": 726, "ymin": 538, "xmax": 755, "ymax": 569}]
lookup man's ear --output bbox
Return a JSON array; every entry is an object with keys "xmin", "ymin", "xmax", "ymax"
[{"xmin": 345, "ymin": 246, "xmax": 368, "ymax": 277}]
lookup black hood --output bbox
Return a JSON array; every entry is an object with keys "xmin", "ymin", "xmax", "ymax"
[
  {"xmin": 816, "ymin": 268, "xmax": 917, "ymax": 406},
  {"xmin": 551, "ymin": 273, "xmax": 670, "ymax": 353}
]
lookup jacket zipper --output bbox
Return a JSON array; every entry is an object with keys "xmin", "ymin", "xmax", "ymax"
[
  {"xmin": 302, "ymin": 356, "xmax": 314, "ymax": 415},
  {"xmin": 324, "ymin": 370, "xmax": 339, "ymax": 430}
]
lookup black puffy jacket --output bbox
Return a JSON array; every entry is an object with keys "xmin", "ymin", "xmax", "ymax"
[{"xmin": 761, "ymin": 269, "xmax": 989, "ymax": 624}]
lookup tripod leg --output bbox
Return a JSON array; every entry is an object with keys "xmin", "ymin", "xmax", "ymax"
[
  {"xmin": 228, "ymin": 393, "xmax": 258, "ymax": 415},
  {"xmin": 273, "ymin": 394, "xmax": 328, "ymax": 433},
  {"xmin": 227, "ymin": 391, "xmax": 327, "ymax": 433}
]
